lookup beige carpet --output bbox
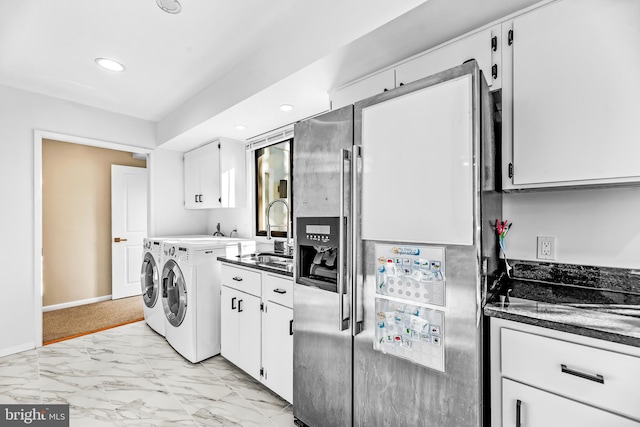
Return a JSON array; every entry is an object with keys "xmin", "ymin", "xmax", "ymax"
[{"xmin": 43, "ymin": 296, "xmax": 145, "ymax": 344}]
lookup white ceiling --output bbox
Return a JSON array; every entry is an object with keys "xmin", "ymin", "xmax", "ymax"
[{"xmin": 0, "ymin": 0, "xmax": 543, "ymax": 151}]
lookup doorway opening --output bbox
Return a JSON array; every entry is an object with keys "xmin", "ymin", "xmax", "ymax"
[{"xmin": 34, "ymin": 130, "xmax": 152, "ymax": 347}]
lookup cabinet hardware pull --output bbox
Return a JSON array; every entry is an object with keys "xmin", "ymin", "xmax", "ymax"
[
  {"xmin": 232, "ymin": 277, "xmax": 243, "ymax": 281},
  {"xmin": 508, "ymin": 29, "xmax": 514, "ymax": 46},
  {"xmin": 238, "ymin": 299, "xmax": 243, "ymax": 312},
  {"xmin": 491, "ymin": 35, "xmax": 497, "ymax": 52},
  {"xmin": 231, "ymin": 297, "xmax": 236, "ymax": 310},
  {"xmin": 289, "ymin": 319, "xmax": 293, "ymax": 336},
  {"xmin": 199, "ymin": 194, "xmax": 203, "ymax": 203},
  {"xmin": 516, "ymin": 399, "xmax": 522, "ymax": 427},
  {"xmin": 114, "ymin": 237, "xmax": 128, "ymax": 242},
  {"xmin": 492, "ymin": 64, "xmax": 498, "ymax": 80},
  {"xmin": 273, "ymin": 288, "xmax": 287, "ymax": 294},
  {"xmin": 195, "ymin": 194, "xmax": 198, "ymax": 203},
  {"xmin": 561, "ymin": 364, "xmax": 604, "ymax": 384}
]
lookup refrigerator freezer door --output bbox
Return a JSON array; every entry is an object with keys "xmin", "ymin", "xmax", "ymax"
[{"xmin": 293, "ymin": 105, "xmax": 355, "ymax": 426}]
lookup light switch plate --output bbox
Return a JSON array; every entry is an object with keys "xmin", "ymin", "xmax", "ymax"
[{"xmin": 537, "ymin": 236, "xmax": 556, "ymax": 260}]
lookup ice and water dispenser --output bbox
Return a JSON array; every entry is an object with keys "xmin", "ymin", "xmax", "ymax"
[{"xmin": 295, "ymin": 217, "xmax": 342, "ymax": 293}]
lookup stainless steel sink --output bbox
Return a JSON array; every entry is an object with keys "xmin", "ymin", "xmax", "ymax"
[{"xmin": 237, "ymin": 252, "xmax": 294, "ymax": 273}]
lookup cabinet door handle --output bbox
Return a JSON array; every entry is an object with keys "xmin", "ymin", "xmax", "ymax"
[
  {"xmin": 273, "ymin": 288, "xmax": 287, "ymax": 294},
  {"xmin": 289, "ymin": 319, "xmax": 293, "ymax": 336},
  {"xmin": 199, "ymin": 194, "xmax": 203, "ymax": 203},
  {"xmin": 516, "ymin": 399, "xmax": 522, "ymax": 427},
  {"xmin": 238, "ymin": 299, "xmax": 243, "ymax": 312},
  {"xmin": 195, "ymin": 194, "xmax": 198, "ymax": 203},
  {"xmin": 232, "ymin": 276, "xmax": 243, "ymax": 282},
  {"xmin": 561, "ymin": 364, "xmax": 604, "ymax": 384},
  {"xmin": 231, "ymin": 297, "xmax": 236, "ymax": 310}
]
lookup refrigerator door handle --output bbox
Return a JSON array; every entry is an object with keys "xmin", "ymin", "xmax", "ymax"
[
  {"xmin": 352, "ymin": 145, "xmax": 363, "ymax": 336},
  {"xmin": 338, "ymin": 148, "xmax": 351, "ymax": 332}
]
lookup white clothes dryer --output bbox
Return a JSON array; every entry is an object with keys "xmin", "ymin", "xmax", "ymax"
[
  {"xmin": 140, "ymin": 234, "xmax": 221, "ymax": 336},
  {"xmin": 161, "ymin": 238, "xmax": 255, "ymax": 363}
]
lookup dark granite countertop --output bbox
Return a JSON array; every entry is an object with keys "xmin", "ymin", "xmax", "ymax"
[
  {"xmin": 484, "ymin": 260, "xmax": 640, "ymax": 348},
  {"xmin": 217, "ymin": 255, "xmax": 293, "ymax": 278},
  {"xmin": 485, "ymin": 297, "xmax": 640, "ymax": 348}
]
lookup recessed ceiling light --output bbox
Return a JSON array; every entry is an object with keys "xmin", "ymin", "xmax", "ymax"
[
  {"xmin": 235, "ymin": 125, "xmax": 247, "ymax": 131},
  {"xmin": 156, "ymin": 0, "xmax": 182, "ymax": 14},
  {"xmin": 95, "ymin": 58, "xmax": 126, "ymax": 72},
  {"xmin": 280, "ymin": 104, "xmax": 294, "ymax": 112}
]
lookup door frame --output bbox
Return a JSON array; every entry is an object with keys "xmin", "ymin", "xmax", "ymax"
[{"xmin": 33, "ymin": 130, "xmax": 152, "ymax": 348}]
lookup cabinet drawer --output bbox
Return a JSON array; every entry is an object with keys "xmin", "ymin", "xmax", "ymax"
[
  {"xmin": 264, "ymin": 274, "xmax": 293, "ymax": 308},
  {"xmin": 221, "ymin": 265, "xmax": 261, "ymax": 296},
  {"xmin": 501, "ymin": 328, "xmax": 640, "ymax": 420},
  {"xmin": 502, "ymin": 378, "xmax": 639, "ymax": 427}
]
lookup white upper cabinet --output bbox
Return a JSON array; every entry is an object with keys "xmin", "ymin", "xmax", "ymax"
[
  {"xmin": 184, "ymin": 138, "xmax": 246, "ymax": 209},
  {"xmin": 503, "ymin": 0, "xmax": 640, "ymax": 189},
  {"xmin": 330, "ymin": 25, "xmax": 499, "ymax": 111},
  {"xmin": 330, "ymin": 69, "xmax": 395, "ymax": 111},
  {"xmin": 184, "ymin": 142, "xmax": 219, "ymax": 209},
  {"xmin": 396, "ymin": 25, "xmax": 501, "ymax": 89}
]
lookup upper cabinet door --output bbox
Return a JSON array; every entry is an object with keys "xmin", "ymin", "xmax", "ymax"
[
  {"xmin": 396, "ymin": 26, "xmax": 500, "ymax": 90},
  {"xmin": 219, "ymin": 139, "xmax": 246, "ymax": 208},
  {"xmin": 198, "ymin": 142, "xmax": 221, "ymax": 208},
  {"xmin": 183, "ymin": 149, "xmax": 201, "ymax": 209},
  {"xmin": 509, "ymin": 0, "xmax": 640, "ymax": 187}
]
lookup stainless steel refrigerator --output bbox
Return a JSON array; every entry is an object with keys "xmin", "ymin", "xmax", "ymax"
[{"xmin": 292, "ymin": 61, "xmax": 502, "ymax": 427}]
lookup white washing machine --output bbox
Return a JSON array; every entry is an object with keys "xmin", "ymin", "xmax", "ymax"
[
  {"xmin": 140, "ymin": 234, "xmax": 221, "ymax": 336},
  {"xmin": 161, "ymin": 238, "xmax": 256, "ymax": 363},
  {"xmin": 141, "ymin": 237, "xmax": 165, "ymax": 335}
]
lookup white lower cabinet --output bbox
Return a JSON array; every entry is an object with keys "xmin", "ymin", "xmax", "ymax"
[
  {"xmin": 262, "ymin": 300, "xmax": 293, "ymax": 403},
  {"xmin": 490, "ymin": 318, "xmax": 640, "ymax": 427},
  {"xmin": 502, "ymin": 378, "xmax": 638, "ymax": 427},
  {"xmin": 220, "ymin": 286, "xmax": 261, "ymax": 379},
  {"xmin": 221, "ymin": 264, "xmax": 293, "ymax": 403}
]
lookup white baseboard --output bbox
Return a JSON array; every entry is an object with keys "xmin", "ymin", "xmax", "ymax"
[
  {"xmin": 0, "ymin": 342, "xmax": 34, "ymax": 358},
  {"xmin": 42, "ymin": 295, "xmax": 112, "ymax": 312}
]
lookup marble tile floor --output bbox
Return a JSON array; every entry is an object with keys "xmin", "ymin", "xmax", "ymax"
[{"xmin": 0, "ymin": 321, "xmax": 295, "ymax": 427}]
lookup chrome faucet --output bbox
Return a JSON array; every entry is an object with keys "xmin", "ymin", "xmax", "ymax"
[{"xmin": 266, "ymin": 199, "xmax": 292, "ymax": 255}]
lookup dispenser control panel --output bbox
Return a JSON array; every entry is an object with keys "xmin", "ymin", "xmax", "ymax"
[{"xmin": 296, "ymin": 217, "xmax": 340, "ymax": 246}]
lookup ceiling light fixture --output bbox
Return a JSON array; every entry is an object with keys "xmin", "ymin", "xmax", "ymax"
[
  {"xmin": 235, "ymin": 125, "xmax": 247, "ymax": 131},
  {"xmin": 95, "ymin": 58, "xmax": 126, "ymax": 72},
  {"xmin": 156, "ymin": 0, "xmax": 182, "ymax": 14},
  {"xmin": 280, "ymin": 104, "xmax": 294, "ymax": 112}
]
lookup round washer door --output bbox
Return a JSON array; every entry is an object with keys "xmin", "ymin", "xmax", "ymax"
[
  {"xmin": 140, "ymin": 252, "xmax": 158, "ymax": 308},
  {"xmin": 161, "ymin": 259, "xmax": 187, "ymax": 327}
]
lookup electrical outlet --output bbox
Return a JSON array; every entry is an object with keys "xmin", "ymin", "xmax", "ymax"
[{"xmin": 537, "ymin": 236, "xmax": 557, "ymax": 260}]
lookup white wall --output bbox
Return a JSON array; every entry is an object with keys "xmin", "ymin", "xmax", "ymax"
[
  {"xmin": 503, "ymin": 186, "xmax": 640, "ymax": 269},
  {"xmin": 148, "ymin": 148, "xmax": 209, "ymax": 237},
  {"xmin": 0, "ymin": 84, "xmax": 156, "ymax": 357}
]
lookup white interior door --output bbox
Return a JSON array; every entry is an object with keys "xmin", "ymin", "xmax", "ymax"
[{"xmin": 111, "ymin": 165, "xmax": 147, "ymax": 299}]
